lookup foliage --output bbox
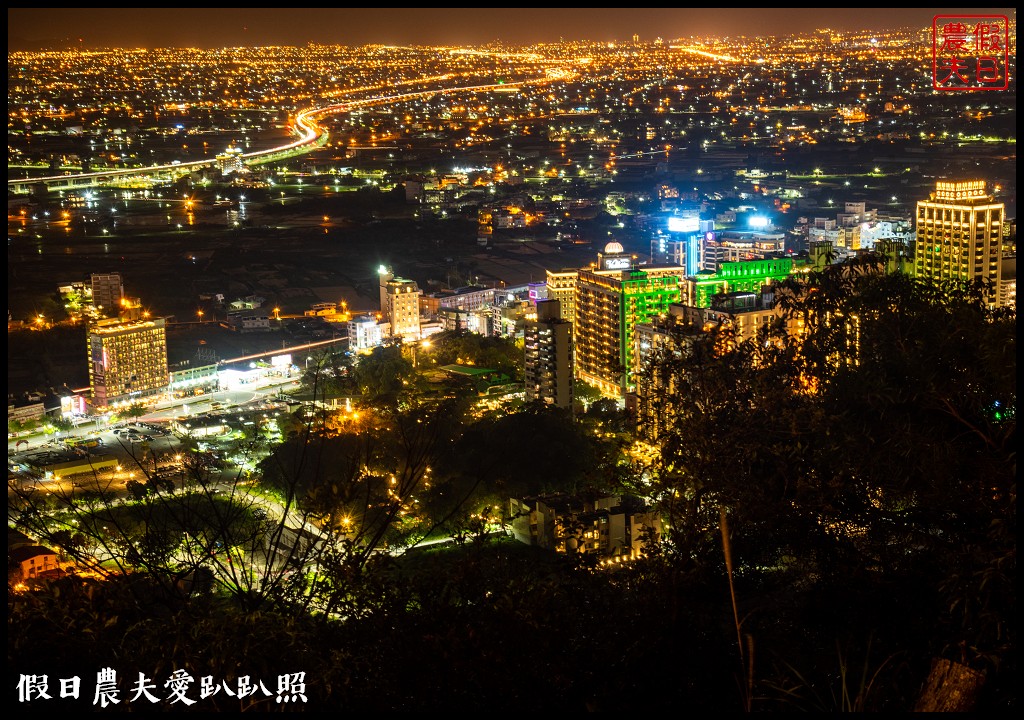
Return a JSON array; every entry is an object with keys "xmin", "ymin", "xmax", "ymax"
[
  {"xmin": 299, "ymin": 348, "xmax": 356, "ymax": 399},
  {"xmin": 418, "ymin": 330, "xmax": 524, "ymax": 379},
  {"xmin": 47, "ymin": 416, "xmax": 74, "ymax": 434},
  {"xmin": 10, "ymin": 462, "xmax": 272, "ymax": 605},
  {"xmin": 573, "ymin": 379, "xmax": 604, "ymax": 412},
  {"xmin": 121, "ymin": 403, "xmax": 147, "ymax": 420},
  {"xmin": 256, "ymin": 395, "xmax": 468, "ymax": 608},
  {"xmin": 635, "ymin": 258, "xmax": 1016, "ymax": 709},
  {"xmin": 435, "ymin": 404, "xmax": 600, "ymax": 504},
  {"xmin": 351, "ymin": 344, "xmax": 414, "ymax": 407},
  {"xmin": 8, "ymin": 418, "xmax": 39, "ymax": 435},
  {"xmin": 8, "ymin": 539, "xmax": 744, "ymax": 712}
]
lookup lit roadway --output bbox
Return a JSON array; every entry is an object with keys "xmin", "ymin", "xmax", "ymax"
[
  {"xmin": 7, "ymin": 331, "xmax": 349, "ymax": 456},
  {"xmin": 8, "ymin": 74, "xmax": 563, "ymax": 194},
  {"xmin": 217, "ymin": 335, "xmax": 348, "ymax": 366}
]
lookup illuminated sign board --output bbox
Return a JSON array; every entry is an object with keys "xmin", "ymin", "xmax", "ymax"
[
  {"xmin": 668, "ymin": 217, "xmax": 700, "ymax": 233},
  {"xmin": 748, "ymin": 215, "xmax": 770, "ymax": 229},
  {"xmin": 60, "ymin": 395, "xmax": 87, "ymax": 417},
  {"xmin": 603, "ymin": 257, "xmax": 633, "ymax": 270},
  {"xmin": 270, "ymin": 354, "xmax": 292, "ymax": 368}
]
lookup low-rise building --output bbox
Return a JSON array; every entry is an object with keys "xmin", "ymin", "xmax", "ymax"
[
  {"xmin": 10, "ymin": 545, "xmax": 60, "ymax": 581},
  {"xmin": 7, "ymin": 401, "xmax": 46, "ymax": 425},
  {"xmin": 171, "ymin": 415, "xmax": 229, "ymax": 438},
  {"xmin": 348, "ymin": 313, "xmax": 388, "ymax": 352},
  {"xmin": 509, "ymin": 493, "xmax": 661, "ymax": 560},
  {"xmin": 168, "ymin": 362, "xmax": 220, "ymax": 397},
  {"xmin": 227, "ymin": 310, "xmax": 272, "ymax": 333}
]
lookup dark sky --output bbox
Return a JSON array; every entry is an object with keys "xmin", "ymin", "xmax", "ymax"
[{"xmin": 8, "ymin": 8, "xmax": 1017, "ymax": 50}]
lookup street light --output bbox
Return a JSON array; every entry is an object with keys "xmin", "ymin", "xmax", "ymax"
[
  {"xmin": 410, "ymin": 339, "xmax": 432, "ymax": 368},
  {"xmin": 197, "ymin": 310, "xmax": 204, "ymax": 323}
]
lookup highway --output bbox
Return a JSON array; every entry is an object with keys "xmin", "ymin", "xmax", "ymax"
[{"xmin": 8, "ymin": 77, "xmax": 557, "ymax": 194}]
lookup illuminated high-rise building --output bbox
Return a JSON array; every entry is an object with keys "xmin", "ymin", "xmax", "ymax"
[
  {"xmin": 547, "ymin": 242, "xmax": 686, "ymax": 326},
  {"xmin": 90, "ymin": 272, "xmax": 124, "ymax": 317},
  {"xmin": 664, "ymin": 215, "xmax": 705, "ymax": 276},
  {"xmin": 378, "ymin": 265, "xmax": 394, "ymax": 316},
  {"xmin": 545, "ymin": 269, "xmax": 579, "ymax": 328},
  {"xmin": 524, "ymin": 299, "xmax": 573, "ymax": 409},
  {"xmin": 575, "ymin": 266, "xmax": 681, "ymax": 398},
  {"xmin": 915, "ymin": 180, "xmax": 1004, "ymax": 307},
  {"xmin": 378, "ymin": 265, "xmax": 422, "ymax": 340},
  {"xmin": 546, "ymin": 243, "xmax": 685, "ymax": 398},
  {"xmin": 998, "ymin": 257, "xmax": 1015, "ymax": 310},
  {"xmin": 88, "ymin": 316, "xmax": 169, "ymax": 408}
]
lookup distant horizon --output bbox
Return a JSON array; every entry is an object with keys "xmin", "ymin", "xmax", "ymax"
[{"xmin": 9, "ymin": 8, "xmax": 1016, "ymax": 51}]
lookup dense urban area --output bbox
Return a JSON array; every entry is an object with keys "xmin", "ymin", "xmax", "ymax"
[{"xmin": 8, "ymin": 21, "xmax": 1017, "ymax": 712}]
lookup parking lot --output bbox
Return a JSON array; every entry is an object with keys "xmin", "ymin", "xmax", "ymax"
[{"xmin": 9, "ymin": 421, "xmax": 182, "ymax": 482}]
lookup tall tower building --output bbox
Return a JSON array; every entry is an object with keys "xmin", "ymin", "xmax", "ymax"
[
  {"xmin": 915, "ymin": 180, "xmax": 1004, "ymax": 307},
  {"xmin": 524, "ymin": 299, "xmax": 573, "ymax": 409},
  {"xmin": 90, "ymin": 272, "xmax": 124, "ymax": 318},
  {"xmin": 575, "ymin": 267, "xmax": 681, "ymax": 397},
  {"xmin": 545, "ymin": 268, "xmax": 579, "ymax": 328},
  {"xmin": 546, "ymin": 242, "xmax": 686, "ymax": 398},
  {"xmin": 88, "ymin": 317, "xmax": 169, "ymax": 408},
  {"xmin": 378, "ymin": 265, "xmax": 422, "ymax": 340}
]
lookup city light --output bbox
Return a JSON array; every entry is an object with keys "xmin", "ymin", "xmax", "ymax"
[{"xmin": 6, "ymin": 13, "xmax": 1016, "ymax": 710}]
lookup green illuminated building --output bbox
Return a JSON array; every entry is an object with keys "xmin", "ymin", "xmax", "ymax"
[
  {"xmin": 575, "ymin": 267, "xmax": 681, "ymax": 397},
  {"xmin": 687, "ymin": 258, "xmax": 795, "ymax": 308}
]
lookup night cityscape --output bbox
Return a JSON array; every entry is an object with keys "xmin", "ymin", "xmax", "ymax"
[{"xmin": 7, "ymin": 8, "xmax": 1016, "ymax": 712}]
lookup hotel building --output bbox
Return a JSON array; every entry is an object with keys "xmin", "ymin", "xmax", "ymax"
[
  {"xmin": 378, "ymin": 266, "xmax": 422, "ymax": 340},
  {"xmin": 88, "ymin": 317, "xmax": 169, "ymax": 408},
  {"xmin": 915, "ymin": 180, "xmax": 1004, "ymax": 308}
]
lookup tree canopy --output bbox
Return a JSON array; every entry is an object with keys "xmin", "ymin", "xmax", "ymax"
[{"xmin": 635, "ymin": 259, "xmax": 1015, "ymax": 709}]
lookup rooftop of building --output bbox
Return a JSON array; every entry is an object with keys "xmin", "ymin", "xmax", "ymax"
[
  {"xmin": 9, "ymin": 545, "xmax": 59, "ymax": 564},
  {"xmin": 438, "ymin": 364, "xmax": 498, "ymax": 377},
  {"xmin": 89, "ymin": 316, "xmax": 166, "ymax": 334}
]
